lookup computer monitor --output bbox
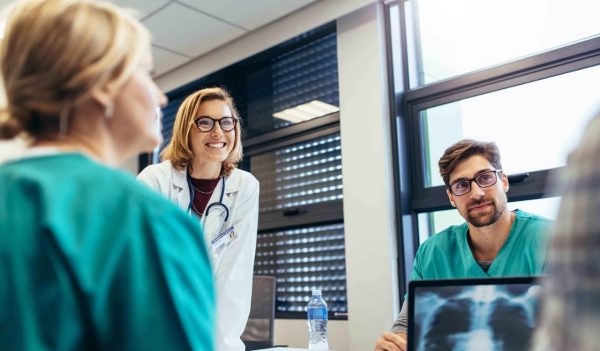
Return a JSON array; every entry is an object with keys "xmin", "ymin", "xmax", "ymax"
[{"xmin": 407, "ymin": 277, "xmax": 543, "ymax": 351}]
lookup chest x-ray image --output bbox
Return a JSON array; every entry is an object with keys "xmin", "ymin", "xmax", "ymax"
[{"xmin": 412, "ymin": 283, "xmax": 542, "ymax": 351}]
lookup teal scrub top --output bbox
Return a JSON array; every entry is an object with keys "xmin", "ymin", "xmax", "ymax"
[
  {"xmin": 412, "ymin": 209, "xmax": 552, "ymax": 280},
  {"xmin": 0, "ymin": 153, "xmax": 214, "ymax": 351}
]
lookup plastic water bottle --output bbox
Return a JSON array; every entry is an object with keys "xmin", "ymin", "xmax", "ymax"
[{"xmin": 307, "ymin": 289, "xmax": 329, "ymax": 350}]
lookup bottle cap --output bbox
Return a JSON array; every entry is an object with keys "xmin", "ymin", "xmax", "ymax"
[{"xmin": 312, "ymin": 289, "xmax": 321, "ymax": 296}]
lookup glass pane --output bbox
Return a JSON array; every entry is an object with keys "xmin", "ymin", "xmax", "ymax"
[
  {"xmin": 417, "ymin": 197, "xmax": 561, "ymax": 244},
  {"xmin": 243, "ymin": 30, "xmax": 340, "ymax": 138},
  {"xmin": 421, "ymin": 65, "xmax": 600, "ymax": 187},
  {"xmin": 254, "ymin": 223, "xmax": 348, "ymax": 314},
  {"xmin": 250, "ymin": 134, "xmax": 343, "ymax": 212},
  {"xmin": 269, "ymin": 32, "xmax": 339, "ymax": 130},
  {"xmin": 411, "ymin": 0, "xmax": 600, "ymax": 86},
  {"xmin": 158, "ymin": 24, "xmax": 338, "ymax": 145}
]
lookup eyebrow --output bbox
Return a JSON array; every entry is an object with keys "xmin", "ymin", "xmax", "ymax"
[
  {"xmin": 196, "ymin": 115, "xmax": 233, "ymax": 119},
  {"xmin": 450, "ymin": 168, "xmax": 496, "ymax": 184}
]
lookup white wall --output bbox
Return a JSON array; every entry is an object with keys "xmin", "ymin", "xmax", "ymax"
[{"xmin": 337, "ymin": 2, "xmax": 400, "ymax": 350}]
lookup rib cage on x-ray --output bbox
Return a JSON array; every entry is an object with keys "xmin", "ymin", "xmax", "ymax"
[{"xmin": 413, "ymin": 284, "xmax": 541, "ymax": 351}]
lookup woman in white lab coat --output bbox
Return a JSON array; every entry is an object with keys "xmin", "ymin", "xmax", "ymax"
[{"xmin": 138, "ymin": 87, "xmax": 259, "ymax": 351}]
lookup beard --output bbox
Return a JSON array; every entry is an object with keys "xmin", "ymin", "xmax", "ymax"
[{"xmin": 464, "ymin": 199, "xmax": 506, "ymax": 228}]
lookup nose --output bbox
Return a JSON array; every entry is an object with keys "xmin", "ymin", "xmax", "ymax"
[
  {"xmin": 158, "ymin": 91, "xmax": 168, "ymax": 107},
  {"xmin": 210, "ymin": 122, "xmax": 224, "ymax": 136},
  {"xmin": 151, "ymin": 81, "xmax": 168, "ymax": 107},
  {"xmin": 155, "ymin": 86, "xmax": 168, "ymax": 107},
  {"xmin": 469, "ymin": 181, "xmax": 486, "ymax": 199}
]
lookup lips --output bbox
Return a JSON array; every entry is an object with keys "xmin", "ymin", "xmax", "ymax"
[
  {"xmin": 206, "ymin": 142, "xmax": 226, "ymax": 149},
  {"xmin": 468, "ymin": 202, "xmax": 492, "ymax": 212}
]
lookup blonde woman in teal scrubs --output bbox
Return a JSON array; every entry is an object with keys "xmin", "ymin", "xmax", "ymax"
[
  {"xmin": 0, "ymin": 1, "xmax": 213, "ymax": 350},
  {"xmin": 374, "ymin": 139, "xmax": 552, "ymax": 351}
]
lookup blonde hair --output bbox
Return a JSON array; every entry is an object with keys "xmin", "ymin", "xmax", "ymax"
[
  {"xmin": 161, "ymin": 87, "xmax": 243, "ymax": 176},
  {"xmin": 0, "ymin": 0, "xmax": 150, "ymax": 140}
]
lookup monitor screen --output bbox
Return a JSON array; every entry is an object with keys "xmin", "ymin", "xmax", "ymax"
[{"xmin": 409, "ymin": 278, "xmax": 542, "ymax": 351}]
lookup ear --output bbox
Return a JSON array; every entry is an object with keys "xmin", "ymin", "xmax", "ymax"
[
  {"xmin": 90, "ymin": 87, "xmax": 113, "ymax": 111},
  {"xmin": 501, "ymin": 172, "xmax": 509, "ymax": 192},
  {"xmin": 446, "ymin": 188, "xmax": 456, "ymax": 207}
]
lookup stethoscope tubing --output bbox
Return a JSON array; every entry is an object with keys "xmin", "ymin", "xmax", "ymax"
[{"xmin": 186, "ymin": 172, "xmax": 230, "ymax": 221}]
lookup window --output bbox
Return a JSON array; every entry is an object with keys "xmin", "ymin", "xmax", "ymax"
[
  {"xmin": 407, "ymin": 0, "xmax": 600, "ymax": 86},
  {"xmin": 251, "ymin": 134, "xmax": 343, "ymax": 212},
  {"xmin": 153, "ymin": 23, "xmax": 348, "ymax": 319},
  {"xmin": 420, "ymin": 65, "xmax": 600, "ymax": 188},
  {"xmin": 249, "ymin": 131, "xmax": 346, "ymax": 318},
  {"xmin": 254, "ymin": 223, "xmax": 347, "ymax": 314},
  {"xmin": 386, "ymin": 0, "xmax": 600, "ymax": 297}
]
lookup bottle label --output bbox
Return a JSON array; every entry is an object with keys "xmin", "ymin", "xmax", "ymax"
[{"xmin": 308, "ymin": 307, "xmax": 328, "ymax": 320}]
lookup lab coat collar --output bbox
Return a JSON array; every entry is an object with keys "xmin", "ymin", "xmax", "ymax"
[
  {"xmin": 171, "ymin": 164, "xmax": 187, "ymax": 190},
  {"xmin": 173, "ymin": 164, "xmax": 242, "ymax": 197},
  {"xmin": 223, "ymin": 168, "xmax": 241, "ymax": 194},
  {"xmin": 171, "ymin": 164, "xmax": 190, "ymax": 210}
]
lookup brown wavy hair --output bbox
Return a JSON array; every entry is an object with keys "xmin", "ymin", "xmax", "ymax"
[
  {"xmin": 438, "ymin": 139, "xmax": 502, "ymax": 186},
  {"xmin": 160, "ymin": 87, "xmax": 243, "ymax": 176},
  {"xmin": 0, "ymin": 0, "xmax": 149, "ymax": 140}
]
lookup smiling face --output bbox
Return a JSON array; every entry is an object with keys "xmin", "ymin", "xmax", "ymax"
[
  {"xmin": 189, "ymin": 99, "xmax": 236, "ymax": 167},
  {"xmin": 446, "ymin": 154, "xmax": 509, "ymax": 227}
]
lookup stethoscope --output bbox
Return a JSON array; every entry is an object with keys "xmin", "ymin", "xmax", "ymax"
[{"xmin": 186, "ymin": 171, "xmax": 230, "ymax": 221}]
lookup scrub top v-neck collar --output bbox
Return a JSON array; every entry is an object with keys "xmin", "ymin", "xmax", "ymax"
[{"xmin": 458, "ymin": 210, "xmax": 520, "ymax": 277}]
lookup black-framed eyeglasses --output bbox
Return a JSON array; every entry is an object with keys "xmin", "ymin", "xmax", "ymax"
[
  {"xmin": 448, "ymin": 169, "xmax": 503, "ymax": 196},
  {"xmin": 193, "ymin": 116, "xmax": 237, "ymax": 132}
]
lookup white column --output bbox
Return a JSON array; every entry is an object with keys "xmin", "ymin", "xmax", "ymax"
[{"xmin": 337, "ymin": 2, "xmax": 400, "ymax": 350}]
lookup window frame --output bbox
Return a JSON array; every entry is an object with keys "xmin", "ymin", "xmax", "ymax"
[
  {"xmin": 406, "ymin": 36, "xmax": 600, "ymax": 213},
  {"xmin": 245, "ymin": 112, "xmax": 344, "ymax": 233},
  {"xmin": 388, "ymin": 0, "xmax": 600, "ymax": 295},
  {"xmin": 245, "ymin": 112, "xmax": 347, "ymax": 320}
]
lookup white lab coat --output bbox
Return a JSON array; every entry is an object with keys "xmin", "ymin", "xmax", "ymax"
[{"xmin": 138, "ymin": 160, "xmax": 259, "ymax": 351}]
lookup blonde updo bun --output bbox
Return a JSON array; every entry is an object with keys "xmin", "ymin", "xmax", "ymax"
[{"xmin": 0, "ymin": 0, "xmax": 150, "ymax": 140}]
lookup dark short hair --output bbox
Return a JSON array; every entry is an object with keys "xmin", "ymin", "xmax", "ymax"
[{"xmin": 438, "ymin": 139, "xmax": 502, "ymax": 186}]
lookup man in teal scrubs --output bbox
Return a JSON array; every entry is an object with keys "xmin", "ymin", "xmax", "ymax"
[{"xmin": 374, "ymin": 139, "xmax": 552, "ymax": 351}]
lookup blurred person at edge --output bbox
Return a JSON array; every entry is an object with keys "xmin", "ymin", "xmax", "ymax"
[
  {"xmin": 0, "ymin": 0, "xmax": 214, "ymax": 350},
  {"xmin": 374, "ymin": 139, "xmax": 552, "ymax": 351},
  {"xmin": 533, "ymin": 109, "xmax": 600, "ymax": 351},
  {"xmin": 138, "ymin": 87, "xmax": 259, "ymax": 351}
]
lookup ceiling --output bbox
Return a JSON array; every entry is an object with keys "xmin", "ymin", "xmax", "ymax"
[
  {"xmin": 0, "ymin": 0, "xmax": 319, "ymax": 77},
  {"xmin": 111, "ymin": 0, "xmax": 319, "ymax": 77}
]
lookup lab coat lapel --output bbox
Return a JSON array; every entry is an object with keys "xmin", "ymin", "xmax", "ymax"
[{"xmin": 172, "ymin": 165, "xmax": 190, "ymax": 209}]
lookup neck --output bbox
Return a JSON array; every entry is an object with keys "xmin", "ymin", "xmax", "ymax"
[
  {"xmin": 467, "ymin": 210, "xmax": 515, "ymax": 261},
  {"xmin": 189, "ymin": 157, "xmax": 221, "ymax": 179},
  {"xmin": 33, "ymin": 103, "xmax": 129, "ymax": 167},
  {"xmin": 33, "ymin": 129, "xmax": 122, "ymax": 167},
  {"xmin": 32, "ymin": 103, "xmax": 134, "ymax": 167}
]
